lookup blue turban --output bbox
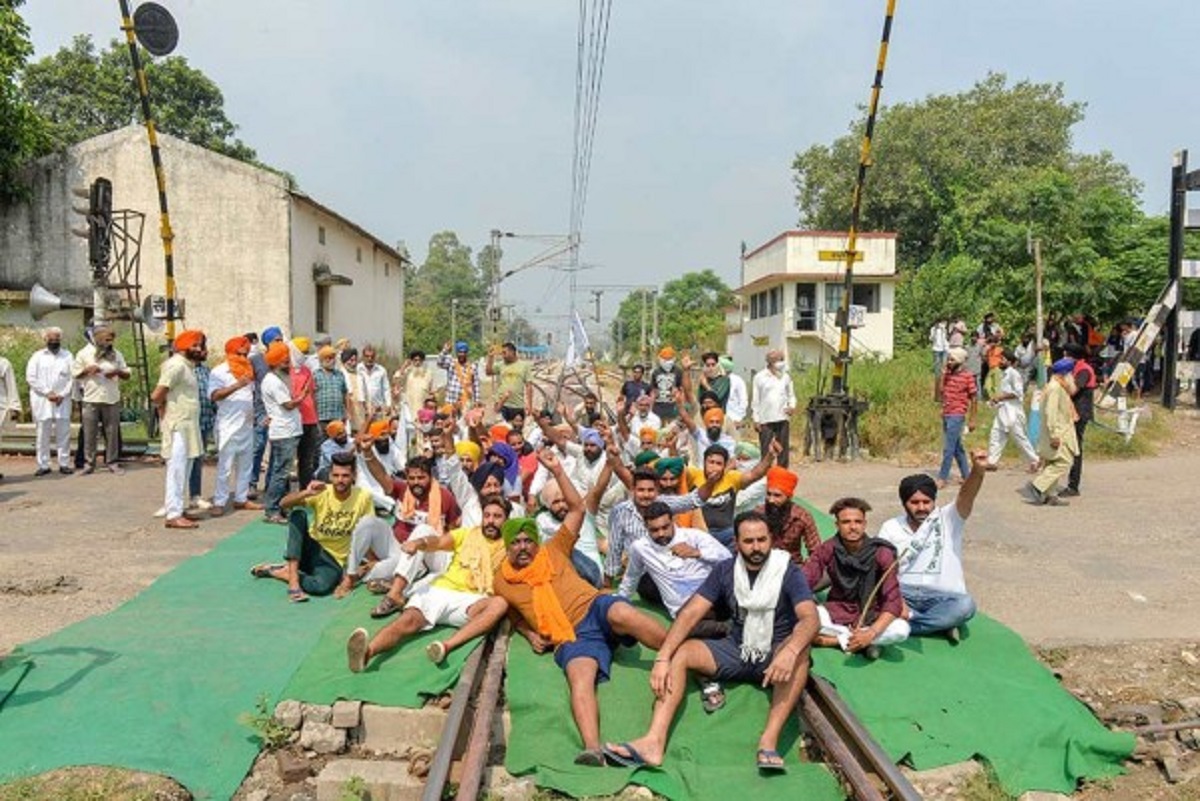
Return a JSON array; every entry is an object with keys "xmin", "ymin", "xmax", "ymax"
[
  {"xmin": 1051, "ymin": 357, "xmax": 1076, "ymax": 375},
  {"xmin": 579, "ymin": 427, "xmax": 603, "ymax": 448},
  {"xmin": 261, "ymin": 326, "xmax": 283, "ymax": 346},
  {"xmin": 455, "ymin": 340, "xmax": 469, "ymax": 353}
]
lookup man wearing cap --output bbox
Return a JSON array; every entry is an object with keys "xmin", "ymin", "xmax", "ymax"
[
  {"xmin": 487, "ymin": 341, "xmax": 533, "ymax": 422},
  {"xmin": 316, "ymin": 420, "xmax": 354, "ymax": 481},
  {"xmin": 751, "ymin": 349, "xmax": 796, "ymax": 468},
  {"xmin": 649, "ymin": 347, "xmax": 687, "ymax": 422},
  {"xmin": 1021, "ymin": 358, "xmax": 1078, "ymax": 506},
  {"xmin": 438, "ymin": 341, "xmax": 481, "ymax": 410},
  {"xmin": 876, "ymin": 453, "xmax": 987, "ymax": 642},
  {"xmin": 937, "ymin": 346, "xmax": 978, "ymax": 488},
  {"xmin": 985, "ymin": 348, "xmax": 1039, "ymax": 472},
  {"xmin": 262, "ymin": 340, "xmax": 311, "ymax": 523},
  {"xmin": 208, "ymin": 336, "xmax": 262, "ymax": 514},
  {"xmin": 26, "ymin": 326, "xmax": 75, "ymax": 477},
  {"xmin": 72, "ymin": 325, "xmax": 130, "ymax": 475},
  {"xmin": 494, "ymin": 448, "xmax": 669, "ymax": 767},
  {"xmin": 151, "ymin": 330, "xmax": 206, "ymax": 528},
  {"xmin": 755, "ymin": 466, "xmax": 821, "ymax": 565},
  {"xmin": 805, "ymin": 498, "xmax": 908, "ymax": 660},
  {"xmin": 357, "ymin": 344, "xmax": 392, "ymax": 421},
  {"xmin": 313, "ymin": 345, "xmax": 349, "ymax": 444}
]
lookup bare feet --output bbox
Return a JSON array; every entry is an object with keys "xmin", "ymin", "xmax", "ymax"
[{"xmin": 333, "ymin": 575, "xmax": 356, "ymax": 599}]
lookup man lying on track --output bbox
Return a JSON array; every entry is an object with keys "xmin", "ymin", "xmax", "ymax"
[
  {"xmin": 603, "ymin": 510, "xmax": 819, "ymax": 773},
  {"xmin": 492, "ymin": 447, "xmax": 669, "ymax": 768}
]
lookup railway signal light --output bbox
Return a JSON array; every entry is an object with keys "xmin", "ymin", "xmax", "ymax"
[{"xmin": 70, "ymin": 177, "xmax": 113, "ymax": 275}]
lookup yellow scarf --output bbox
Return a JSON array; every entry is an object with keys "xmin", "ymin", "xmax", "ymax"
[
  {"xmin": 453, "ymin": 359, "xmax": 475, "ymax": 407},
  {"xmin": 400, "ymin": 481, "xmax": 443, "ymax": 534},
  {"xmin": 501, "ymin": 548, "xmax": 576, "ymax": 643},
  {"xmin": 459, "ymin": 527, "xmax": 502, "ymax": 595}
]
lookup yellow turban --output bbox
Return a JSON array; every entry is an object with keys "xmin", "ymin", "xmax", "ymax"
[
  {"xmin": 293, "ymin": 336, "xmax": 311, "ymax": 354},
  {"xmin": 455, "ymin": 440, "xmax": 482, "ymax": 463}
]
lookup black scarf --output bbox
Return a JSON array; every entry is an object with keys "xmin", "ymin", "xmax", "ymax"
[{"xmin": 832, "ymin": 536, "xmax": 896, "ymax": 626}]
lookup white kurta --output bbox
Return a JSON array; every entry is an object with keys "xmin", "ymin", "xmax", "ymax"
[
  {"xmin": 209, "ymin": 363, "xmax": 254, "ymax": 450},
  {"xmin": 0, "ymin": 356, "xmax": 21, "ymax": 418},
  {"xmin": 26, "ymin": 348, "xmax": 74, "ymax": 421}
]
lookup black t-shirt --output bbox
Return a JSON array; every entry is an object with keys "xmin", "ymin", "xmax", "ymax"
[
  {"xmin": 696, "ymin": 557, "xmax": 813, "ymax": 645},
  {"xmin": 620, "ymin": 379, "xmax": 650, "ymax": 403},
  {"xmin": 649, "ymin": 366, "xmax": 683, "ymax": 417}
]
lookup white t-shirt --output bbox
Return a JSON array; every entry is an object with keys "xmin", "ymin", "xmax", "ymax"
[
  {"xmin": 876, "ymin": 503, "xmax": 967, "ymax": 595},
  {"xmin": 208, "ymin": 363, "xmax": 254, "ymax": 448},
  {"xmin": 262, "ymin": 371, "xmax": 302, "ymax": 440},
  {"xmin": 535, "ymin": 509, "xmax": 603, "ymax": 572},
  {"xmin": 617, "ymin": 526, "xmax": 731, "ymax": 617}
]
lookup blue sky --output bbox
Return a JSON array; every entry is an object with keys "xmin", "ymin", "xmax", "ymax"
[{"xmin": 22, "ymin": 1, "xmax": 1200, "ymax": 336}]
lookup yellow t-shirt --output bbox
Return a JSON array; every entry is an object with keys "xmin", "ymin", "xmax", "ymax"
[
  {"xmin": 685, "ymin": 467, "xmax": 744, "ymax": 531},
  {"xmin": 433, "ymin": 527, "xmax": 506, "ymax": 595},
  {"xmin": 304, "ymin": 487, "xmax": 375, "ymax": 566}
]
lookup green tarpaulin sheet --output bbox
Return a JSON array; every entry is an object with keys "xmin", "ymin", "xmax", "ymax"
[{"xmin": 0, "ymin": 520, "xmax": 477, "ymax": 799}]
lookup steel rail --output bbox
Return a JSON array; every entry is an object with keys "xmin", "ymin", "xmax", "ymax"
[
  {"xmin": 801, "ymin": 689, "xmax": 887, "ymax": 801},
  {"xmin": 455, "ymin": 625, "xmax": 512, "ymax": 801},
  {"xmin": 420, "ymin": 633, "xmax": 493, "ymax": 801},
  {"xmin": 805, "ymin": 675, "xmax": 923, "ymax": 801}
]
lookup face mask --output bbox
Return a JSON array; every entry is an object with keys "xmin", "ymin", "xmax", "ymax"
[
  {"xmin": 47, "ymin": 342, "xmax": 61, "ymax": 353},
  {"xmin": 770, "ymin": 359, "xmax": 785, "ymax": 371},
  {"xmin": 660, "ymin": 359, "xmax": 674, "ymax": 371}
]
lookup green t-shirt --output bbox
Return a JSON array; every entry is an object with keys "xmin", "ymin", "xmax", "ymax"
[{"xmin": 497, "ymin": 359, "xmax": 531, "ymax": 409}]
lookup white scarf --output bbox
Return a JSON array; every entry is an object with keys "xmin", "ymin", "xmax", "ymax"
[{"xmin": 733, "ymin": 548, "xmax": 790, "ymax": 663}]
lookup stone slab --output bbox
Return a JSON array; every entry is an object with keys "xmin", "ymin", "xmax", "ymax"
[
  {"xmin": 315, "ymin": 759, "xmax": 423, "ymax": 801},
  {"xmin": 359, "ymin": 704, "xmax": 445, "ymax": 755}
]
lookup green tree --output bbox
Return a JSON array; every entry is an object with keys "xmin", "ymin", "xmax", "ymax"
[
  {"xmin": 0, "ymin": 0, "xmax": 49, "ymax": 200},
  {"xmin": 404, "ymin": 231, "xmax": 486, "ymax": 354},
  {"xmin": 610, "ymin": 270, "xmax": 734, "ymax": 359},
  {"xmin": 22, "ymin": 34, "xmax": 256, "ymax": 161}
]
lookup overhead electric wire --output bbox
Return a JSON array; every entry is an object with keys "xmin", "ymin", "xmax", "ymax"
[{"xmin": 569, "ymin": 0, "xmax": 614, "ymax": 241}]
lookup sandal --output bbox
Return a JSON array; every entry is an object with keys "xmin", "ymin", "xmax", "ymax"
[
  {"xmin": 250, "ymin": 562, "xmax": 284, "ymax": 579},
  {"xmin": 701, "ymin": 681, "xmax": 725, "ymax": 714},
  {"xmin": 287, "ymin": 588, "xmax": 309, "ymax": 603},
  {"xmin": 370, "ymin": 595, "xmax": 401, "ymax": 618},
  {"xmin": 365, "ymin": 579, "xmax": 392, "ymax": 595}
]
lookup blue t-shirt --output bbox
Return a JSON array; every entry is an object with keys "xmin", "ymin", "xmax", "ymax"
[{"xmin": 696, "ymin": 555, "xmax": 813, "ymax": 645}]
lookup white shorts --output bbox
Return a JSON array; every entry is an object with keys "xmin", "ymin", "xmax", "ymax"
[{"xmin": 406, "ymin": 584, "xmax": 486, "ymax": 630}]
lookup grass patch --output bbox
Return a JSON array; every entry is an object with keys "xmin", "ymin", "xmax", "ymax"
[
  {"xmin": 958, "ymin": 768, "xmax": 1015, "ymax": 801},
  {"xmin": 0, "ymin": 767, "xmax": 189, "ymax": 801}
]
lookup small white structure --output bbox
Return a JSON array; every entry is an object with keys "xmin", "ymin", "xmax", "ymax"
[
  {"xmin": 726, "ymin": 230, "xmax": 898, "ymax": 373},
  {"xmin": 0, "ymin": 126, "xmax": 405, "ymax": 352}
]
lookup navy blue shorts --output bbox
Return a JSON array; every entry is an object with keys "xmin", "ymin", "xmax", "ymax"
[
  {"xmin": 553, "ymin": 594, "xmax": 636, "ymax": 683},
  {"xmin": 703, "ymin": 635, "xmax": 772, "ymax": 683}
]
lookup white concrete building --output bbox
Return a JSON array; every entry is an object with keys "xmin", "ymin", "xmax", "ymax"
[
  {"xmin": 0, "ymin": 125, "xmax": 405, "ymax": 351},
  {"xmin": 725, "ymin": 230, "xmax": 898, "ymax": 373}
]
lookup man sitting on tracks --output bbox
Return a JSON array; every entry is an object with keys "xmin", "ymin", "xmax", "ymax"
[
  {"xmin": 492, "ymin": 448, "xmax": 669, "ymax": 768},
  {"xmin": 803, "ymin": 497, "xmax": 909, "ymax": 660},
  {"xmin": 876, "ymin": 452, "xmax": 987, "ymax": 644},
  {"xmin": 603, "ymin": 510, "xmax": 819, "ymax": 773}
]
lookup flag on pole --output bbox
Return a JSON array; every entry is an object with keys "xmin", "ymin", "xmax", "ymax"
[{"xmin": 565, "ymin": 310, "xmax": 590, "ymax": 367}]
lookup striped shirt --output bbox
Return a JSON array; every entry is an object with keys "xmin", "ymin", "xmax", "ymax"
[
  {"xmin": 940, "ymin": 369, "xmax": 977, "ymax": 417},
  {"xmin": 437, "ymin": 353, "xmax": 481, "ymax": 408},
  {"xmin": 195, "ymin": 363, "xmax": 216, "ymax": 438},
  {"xmin": 313, "ymin": 366, "xmax": 347, "ymax": 422},
  {"xmin": 604, "ymin": 490, "xmax": 703, "ymax": 578}
]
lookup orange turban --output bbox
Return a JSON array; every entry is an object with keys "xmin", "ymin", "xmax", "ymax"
[
  {"xmin": 489, "ymin": 423, "xmax": 510, "ymax": 444},
  {"xmin": 702, "ymin": 408, "xmax": 725, "ymax": 428},
  {"xmin": 265, "ymin": 340, "xmax": 290, "ymax": 368},
  {"xmin": 224, "ymin": 336, "xmax": 249, "ymax": 355},
  {"xmin": 174, "ymin": 330, "xmax": 205, "ymax": 352},
  {"xmin": 639, "ymin": 426, "xmax": 658, "ymax": 444},
  {"xmin": 659, "ymin": 346, "xmax": 675, "ymax": 359},
  {"xmin": 367, "ymin": 419, "xmax": 391, "ymax": 438},
  {"xmin": 317, "ymin": 345, "xmax": 336, "ymax": 359},
  {"xmin": 766, "ymin": 466, "xmax": 798, "ymax": 498},
  {"xmin": 325, "ymin": 420, "xmax": 346, "ymax": 438}
]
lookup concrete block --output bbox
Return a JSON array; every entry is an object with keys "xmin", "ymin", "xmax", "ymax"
[
  {"xmin": 331, "ymin": 699, "xmax": 362, "ymax": 729},
  {"xmin": 299, "ymin": 720, "xmax": 346, "ymax": 755},
  {"xmin": 275, "ymin": 699, "xmax": 303, "ymax": 730},
  {"xmin": 276, "ymin": 749, "xmax": 312, "ymax": 783},
  {"xmin": 484, "ymin": 766, "xmax": 538, "ymax": 801},
  {"xmin": 303, "ymin": 703, "xmax": 333, "ymax": 724},
  {"xmin": 359, "ymin": 704, "xmax": 445, "ymax": 755},
  {"xmin": 316, "ymin": 759, "xmax": 423, "ymax": 801},
  {"xmin": 1017, "ymin": 793, "xmax": 1071, "ymax": 801}
]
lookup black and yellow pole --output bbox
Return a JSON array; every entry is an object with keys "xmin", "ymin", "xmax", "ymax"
[
  {"xmin": 831, "ymin": 0, "xmax": 897, "ymax": 395},
  {"xmin": 118, "ymin": 0, "xmax": 179, "ymax": 344}
]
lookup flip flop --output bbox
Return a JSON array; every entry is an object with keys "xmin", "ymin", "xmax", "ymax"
[
  {"xmin": 701, "ymin": 681, "xmax": 725, "ymax": 714},
  {"xmin": 602, "ymin": 742, "xmax": 649, "ymax": 768},
  {"xmin": 249, "ymin": 562, "xmax": 284, "ymax": 579},
  {"xmin": 573, "ymin": 748, "xmax": 606, "ymax": 767},
  {"xmin": 756, "ymin": 748, "xmax": 787, "ymax": 773},
  {"xmin": 370, "ymin": 595, "xmax": 401, "ymax": 618},
  {"xmin": 287, "ymin": 588, "xmax": 309, "ymax": 603}
]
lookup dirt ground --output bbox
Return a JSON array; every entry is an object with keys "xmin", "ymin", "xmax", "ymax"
[{"xmin": 2, "ymin": 411, "xmax": 1200, "ymax": 798}]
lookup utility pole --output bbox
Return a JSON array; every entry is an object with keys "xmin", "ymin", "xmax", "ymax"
[
  {"xmin": 651, "ymin": 290, "xmax": 659, "ymax": 349},
  {"xmin": 639, "ymin": 290, "xmax": 648, "ymax": 364},
  {"xmin": 1164, "ymin": 150, "xmax": 1187, "ymax": 410}
]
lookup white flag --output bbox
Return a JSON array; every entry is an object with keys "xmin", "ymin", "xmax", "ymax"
[{"xmin": 565, "ymin": 311, "xmax": 590, "ymax": 367}]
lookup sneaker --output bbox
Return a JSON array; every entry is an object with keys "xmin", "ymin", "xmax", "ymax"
[
  {"xmin": 35, "ymin": 468, "xmax": 52, "ymax": 477},
  {"xmin": 347, "ymin": 628, "xmax": 369, "ymax": 673},
  {"xmin": 58, "ymin": 466, "xmax": 74, "ymax": 475},
  {"xmin": 1060, "ymin": 487, "xmax": 1080, "ymax": 497}
]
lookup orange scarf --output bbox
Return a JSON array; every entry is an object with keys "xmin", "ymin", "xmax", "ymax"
[
  {"xmin": 227, "ymin": 354, "xmax": 253, "ymax": 382},
  {"xmin": 453, "ymin": 360, "xmax": 475, "ymax": 407},
  {"xmin": 399, "ymin": 481, "xmax": 443, "ymax": 534},
  {"xmin": 501, "ymin": 549, "xmax": 576, "ymax": 644}
]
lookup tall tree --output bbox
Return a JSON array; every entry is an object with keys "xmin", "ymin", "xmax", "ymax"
[
  {"xmin": 404, "ymin": 231, "xmax": 486, "ymax": 354},
  {"xmin": 610, "ymin": 270, "xmax": 734, "ymax": 360},
  {"xmin": 22, "ymin": 34, "xmax": 256, "ymax": 161},
  {"xmin": 0, "ymin": 0, "xmax": 49, "ymax": 200}
]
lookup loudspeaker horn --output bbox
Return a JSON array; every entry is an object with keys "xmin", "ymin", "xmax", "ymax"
[
  {"xmin": 131, "ymin": 295, "xmax": 166, "ymax": 334},
  {"xmin": 28, "ymin": 282, "xmax": 94, "ymax": 321}
]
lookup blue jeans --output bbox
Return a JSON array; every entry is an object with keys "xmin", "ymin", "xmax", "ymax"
[
  {"xmin": 902, "ymin": 586, "xmax": 976, "ymax": 635},
  {"xmin": 939, "ymin": 415, "xmax": 969, "ymax": 481},
  {"xmin": 264, "ymin": 435, "xmax": 299, "ymax": 516}
]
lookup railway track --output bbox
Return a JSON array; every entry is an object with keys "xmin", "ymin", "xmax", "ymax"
[{"xmin": 424, "ymin": 632, "xmax": 922, "ymax": 801}]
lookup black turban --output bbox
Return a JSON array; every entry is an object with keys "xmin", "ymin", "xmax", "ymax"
[
  {"xmin": 470, "ymin": 461, "xmax": 506, "ymax": 494},
  {"xmin": 898, "ymin": 474, "xmax": 938, "ymax": 504}
]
